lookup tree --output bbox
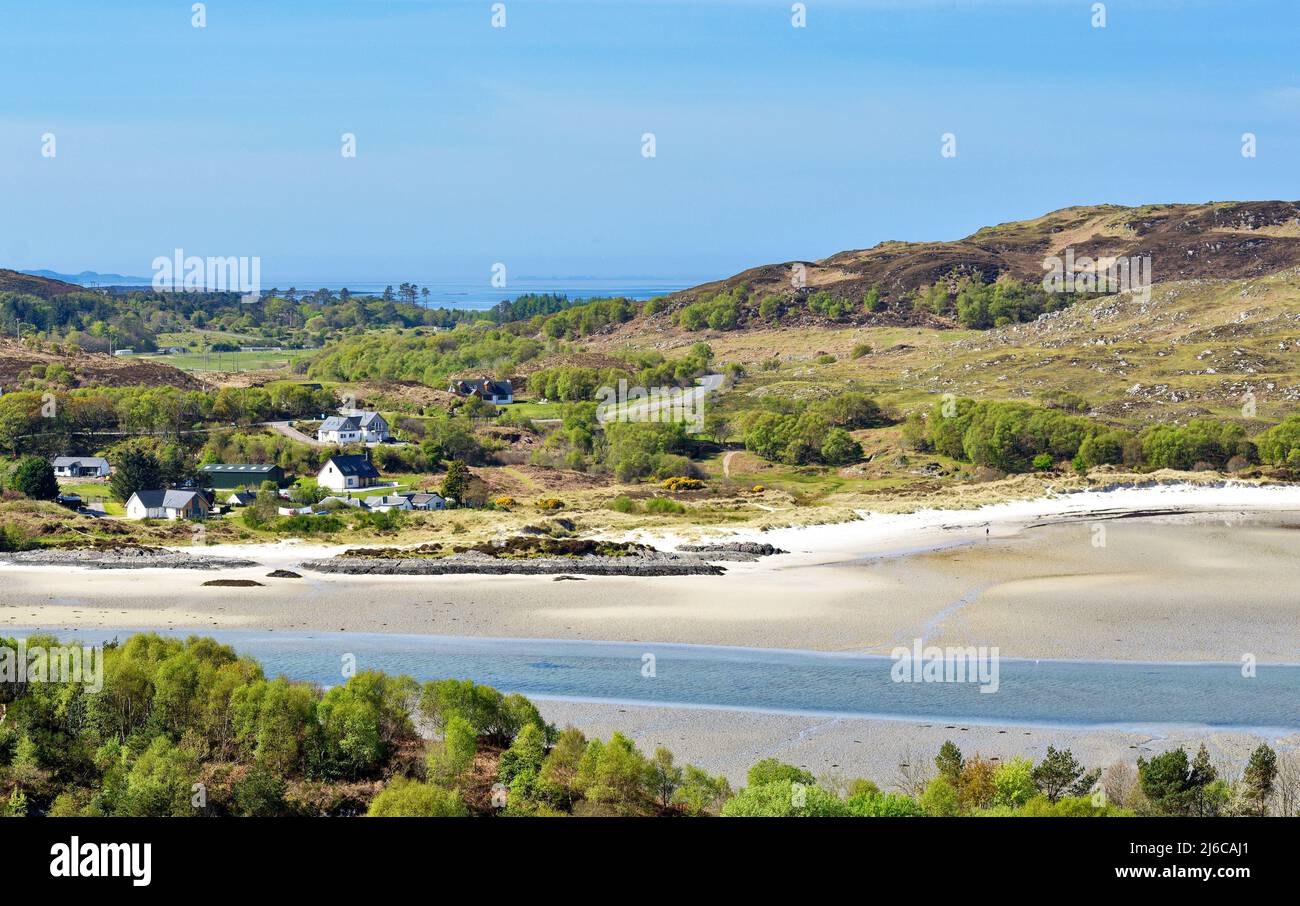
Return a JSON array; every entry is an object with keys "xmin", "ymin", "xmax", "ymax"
[
  {"xmin": 721, "ymin": 779, "xmax": 848, "ymax": 817},
  {"xmin": 992, "ymin": 757, "xmax": 1037, "ymax": 808},
  {"xmin": 11, "ymin": 456, "xmax": 58, "ymax": 501},
  {"xmin": 110, "ymin": 448, "xmax": 161, "ymax": 503},
  {"xmin": 581, "ymin": 733, "xmax": 653, "ymax": 813},
  {"xmin": 672, "ymin": 764, "xmax": 731, "ymax": 815},
  {"xmin": 820, "ymin": 428, "xmax": 863, "ymax": 465},
  {"xmin": 935, "ymin": 740, "xmax": 963, "ymax": 783},
  {"xmin": 1138, "ymin": 748, "xmax": 1198, "ymax": 816},
  {"xmin": 365, "ymin": 778, "xmax": 467, "ymax": 817},
  {"xmin": 440, "ymin": 459, "xmax": 470, "ymax": 504},
  {"xmin": 539, "ymin": 726, "xmax": 587, "ymax": 805},
  {"xmin": 430, "ymin": 714, "xmax": 476, "ymax": 784},
  {"xmin": 1032, "ymin": 746, "xmax": 1099, "ymax": 802},
  {"xmin": 649, "ymin": 747, "xmax": 683, "ymax": 809},
  {"xmin": 957, "ymin": 756, "xmax": 997, "ymax": 811},
  {"xmin": 497, "ymin": 722, "xmax": 546, "ymax": 787},
  {"xmin": 920, "ymin": 776, "xmax": 962, "ymax": 816},
  {"xmin": 232, "ymin": 764, "xmax": 289, "ymax": 817},
  {"xmin": 119, "ymin": 736, "xmax": 201, "ymax": 817},
  {"xmin": 747, "ymin": 758, "xmax": 815, "ymax": 788},
  {"xmin": 1242, "ymin": 744, "xmax": 1277, "ymax": 816}
]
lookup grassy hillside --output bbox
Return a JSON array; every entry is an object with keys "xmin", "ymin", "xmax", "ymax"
[
  {"xmin": 659, "ymin": 200, "xmax": 1300, "ymax": 314},
  {"xmin": 598, "ymin": 272, "xmax": 1299, "ymax": 428}
]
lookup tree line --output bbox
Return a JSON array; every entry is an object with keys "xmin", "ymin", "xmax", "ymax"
[{"xmin": 2, "ymin": 633, "xmax": 1290, "ymax": 817}]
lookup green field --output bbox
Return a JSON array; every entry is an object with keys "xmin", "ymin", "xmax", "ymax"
[
  {"xmin": 499, "ymin": 400, "xmax": 563, "ymax": 421},
  {"xmin": 56, "ymin": 481, "xmax": 124, "ymax": 515},
  {"xmin": 133, "ymin": 349, "xmax": 307, "ymax": 373}
]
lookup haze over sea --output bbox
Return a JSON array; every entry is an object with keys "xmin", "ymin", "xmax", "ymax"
[{"xmin": 78, "ymin": 276, "xmax": 697, "ymax": 309}]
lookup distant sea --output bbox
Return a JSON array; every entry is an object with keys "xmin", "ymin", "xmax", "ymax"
[
  {"xmin": 281, "ymin": 278, "xmax": 697, "ymax": 309},
  {"xmin": 84, "ymin": 277, "xmax": 699, "ymax": 309}
]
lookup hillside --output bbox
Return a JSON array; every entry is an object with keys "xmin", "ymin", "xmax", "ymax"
[
  {"xmin": 662, "ymin": 201, "xmax": 1300, "ymax": 313},
  {"xmin": 0, "ymin": 338, "xmax": 207, "ymax": 391},
  {"xmin": 0, "ymin": 268, "xmax": 86, "ymax": 298}
]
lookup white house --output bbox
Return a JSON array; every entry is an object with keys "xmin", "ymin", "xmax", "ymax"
[
  {"xmin": 406, "ymin": 492, "xmax": 447, "ymax": 511},
  {"xmin": 52, "ymin": 456, "xmax": 111, "ymax": 478},
  {"xmin": 317, "ymin": 410, "xmax": 390, "ymax": 444},
  {"xmin": 316, "ymin": 454, "xmax": 381, "ymax": 492},
  {"xmin": 125, "ymin": 489, "xmax": 211, "ymax": 520},
  {"xmin": 362, "ymin": 495, "xmax": 412, "ymax": 513}
]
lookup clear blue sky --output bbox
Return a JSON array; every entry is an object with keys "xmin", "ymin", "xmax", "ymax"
[{"xmin": 2, "ymin": 0, "xmax": 1296, "ymax": 285}]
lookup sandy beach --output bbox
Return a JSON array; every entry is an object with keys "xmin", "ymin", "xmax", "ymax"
[
  {"xmin": 4, "ymin": 483, "xmax": 1298, "ymax": 662},
  {"xmin": 3, "ymin": 482, "xmax": 1299, "ymax": 782}
]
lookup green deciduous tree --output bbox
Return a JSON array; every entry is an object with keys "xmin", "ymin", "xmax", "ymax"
[{"xmin": 11, "ymin": 456, "xmax": 58, "ymax": 500}]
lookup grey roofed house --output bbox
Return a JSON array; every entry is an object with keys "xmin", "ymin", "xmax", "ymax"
[
  {"xmin": 319, "ymin": 414, "xmax": 361, "ymax": 433},
  {"xmin": 316, "ymin": 495, "xmax": 363, "ymax": 509},
  {"xmin": 51, "ymin": 456, "xmax": 111, "ymax": 477},
  {"xmin": 125, "ymin": 488, "xmax": 211, "ymax": 520},
  {"xmin": 133, "ymin": 489, "xmax": 205, "ymax": 509},
  {"xmin": 406, "ymin": 492, "xmax": 447, "ymax": 510},
  {"xmin": 364, "ymin": 495, "xmax": 412, "ymax": 511},
  {"xmin": 447, "ymin": 378, "xmax": 514, "ymax": 403}
]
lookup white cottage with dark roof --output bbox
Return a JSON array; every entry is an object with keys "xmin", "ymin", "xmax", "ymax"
[{"xmin": 316, "ymin": 453, "xmax": 381, "ymax": 492}]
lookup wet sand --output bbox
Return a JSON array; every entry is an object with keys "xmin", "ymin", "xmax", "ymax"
[
  {"xmin": 535, "ymin": 698, "xmax": 1300, "ymax": 788},
  {"xmin": 4, "ymin": 484, "xmax": 1297, "ymax": 782}
]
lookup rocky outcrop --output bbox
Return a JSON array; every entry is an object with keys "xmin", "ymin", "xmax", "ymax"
[
  {"xmin": 0, "ymin": 547, "xmax": 256, "ymax": 570},
  {"xmin": 301, "ymin": 551, "xmax": 724, "ymax": 577},
  {"xmin": 676, "ymin": 542, "xmax": 788, "ymax": 557}
]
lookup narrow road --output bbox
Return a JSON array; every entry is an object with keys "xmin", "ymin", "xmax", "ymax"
[
  {"xmin": 267, "ymin": 420, "xmax": 327, "ymax": 446},
  {"xmin": 612, "ymin": 372, "xmax": 725, "ymax": 422}
]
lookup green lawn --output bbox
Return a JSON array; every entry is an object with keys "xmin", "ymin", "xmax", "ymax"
[
  {"xmin": 57, "ymin": 482, "xmax": 124, "ymax": 515},
  {"xmin": 501, "ymin": 401, "xmax": 563, "ymax": 421}
]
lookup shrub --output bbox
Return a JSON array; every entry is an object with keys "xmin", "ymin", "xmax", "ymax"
[
  {"xmin": 644, "ymin": 497, "xmax": 685, "ymax": 514},
  {"xmin": 721, "ymin": 779, "xmax": 848, "ymax": 817},
  {"xmin": 851, "ymin": 343, "xmax": 873, "ymax": 358},
  {"xmin": 814, "ymin": 354, "xmax": 837, "ymax": 365},
  {"xmin": 820, "ymin": 428, "xmax": 863, "ymax": 466},
  {"xmin": 608, "ymin": 495, "xmax": 640, "ymax": 514},
  {"xmin": 366, "ymin": 779, "xmax": 468, "ymax": 817},
  {"xmin": 494, "ymin": 496, "xmax": 516, "ymax": 509},
  {"xmin": 1032, "ymin": 453, "xmax": 1054, "ymax": 471},
  {"xmin": 661, "ymin": 476, "xmax": 704, "ymax": 492},
  {"xmin": 533, "ymin": 498, "xmax": 564, "ymax": 510}
]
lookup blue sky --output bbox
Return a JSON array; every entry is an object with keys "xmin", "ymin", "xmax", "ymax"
[{"xmin": 1, "ymin": 0, "xmax": 1297, "ymax": 284}]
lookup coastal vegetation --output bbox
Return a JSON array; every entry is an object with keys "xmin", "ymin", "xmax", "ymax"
[{"xmin": 0, "ymin": 633, "xmax": 1289, "ymax": 818}]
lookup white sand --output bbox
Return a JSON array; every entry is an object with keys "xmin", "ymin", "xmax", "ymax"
[
  {"xmin": 4, "ymin": 483, "xmax": 1297, "ymax": 778},
  {"xmin": 3, "ymin": 483, "xmax": 1298, "ymax": 661}
]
